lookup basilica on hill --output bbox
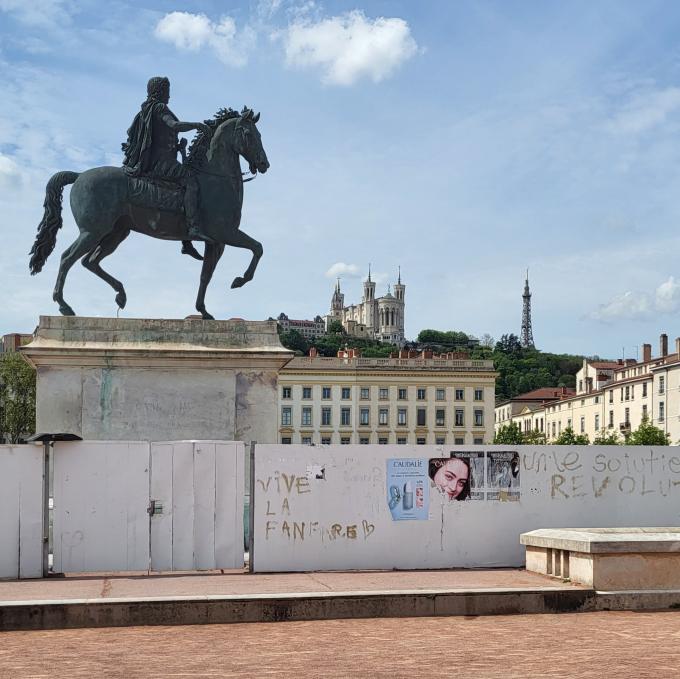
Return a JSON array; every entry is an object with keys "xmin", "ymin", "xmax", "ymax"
[{"xmin": 325, "ymin": 267, "xmax": 405, "ymax": 345}]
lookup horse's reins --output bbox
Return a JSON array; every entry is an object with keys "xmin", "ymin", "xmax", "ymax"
[{"xmin": 190, "ymin": 166, "xmax": 257, "ymax": 182}]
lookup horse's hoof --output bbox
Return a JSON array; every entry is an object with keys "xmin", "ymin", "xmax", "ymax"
[
  {"xmin": 201, "ymin": 311, "xmax": 215, "ymax": 320},
  {"xmin": 115, "ymin": 291, "xmax": 127, "ymax": 309},
  {"xmin": 59, "ymin": 304, "xmax": 75, "ymax": 316},
  {"xmin": 231, "ymin": 276, "xmax": 245, "ymax": 289}
]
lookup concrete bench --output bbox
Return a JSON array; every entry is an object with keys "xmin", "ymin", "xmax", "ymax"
[{"xmin": 521, "ymin": 528, "xmax": 680, "ymax": 590}]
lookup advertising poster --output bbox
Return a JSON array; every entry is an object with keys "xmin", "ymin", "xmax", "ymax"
[
  {"xmin": 429, "ymin": 453, "xmax": 482, "ymax": 502},
  {"xmin": 386, "ymin": 458, "xmax": 429, "ymax": 520},
  {"xmin": 451, "ymin": 451, "xmax": 485, "ymax": 500},
  {"xmin": 486, "ymin": 450, "xmax": 521, "ymax": 501}
]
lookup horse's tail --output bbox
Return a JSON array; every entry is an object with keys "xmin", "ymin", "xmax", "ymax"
[{"xmin": 29, "ymin": 171, "xmax": 80, "ymax": 275}]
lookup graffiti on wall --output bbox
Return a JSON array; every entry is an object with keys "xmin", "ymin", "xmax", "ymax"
[
  {"xmin": 522, "ymin": 448, "xmax": 680, "ymax": 499},
  {"xmin": 257, "ymin": 469, "xmax": 375, "ymax": 542}
]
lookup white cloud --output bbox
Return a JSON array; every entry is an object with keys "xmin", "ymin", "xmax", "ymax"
[
  {"xmin": 325, "ymin": 262, "xmax": 361, "ymax": 278},
  {"xmin": 589, "ymin": 290, "xmax": 651, "ymax": 322},
  {"xmin": 279, "ymin": 10, "xmax": 419, "ymax": 85},
  {"xmin": 154, "ymin": 11, "xmax": 254, "ymax": 67},
  {"xmin": 655, "ymin": 275, "xmax": 680, "ymax": 313},
  {"xmin": 0, "ymin": 153, "xmax": 22, "ymax": 189},
  {"xmin": 0, "ymin": 0, "xmax": 72, "ymax": 27},
  {"xmin": 607, "ymin": 86, "xmax": 680, "ymax": 134},
  {"xmin": 590, "ymin": 275, "xmax": 680, "ymax": 321}
]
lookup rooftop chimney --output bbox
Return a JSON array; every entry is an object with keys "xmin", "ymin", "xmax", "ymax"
[
  {"xmin": 661, "ymin": 333, "xmax": 668, "ymax": 358},
  {"xmin": 642, "ymin": 343, "xmax": 652, "ymax": 363}
]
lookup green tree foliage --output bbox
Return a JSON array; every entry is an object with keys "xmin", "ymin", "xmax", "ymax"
[
  {"xmin": 626, "ymin": 417, "xmax": 669, "ymax": 445},
  {"xmin": 417, "ymin": 329, "xmax": 471, "ymax": 347},
  {"xmin": 552, "ymin": 426, "xmax": 589, "ymax": 445},
  {"xmin": 0, "ymin": 352, "xmax": 36, "ymax": 443},
  {"xmin": 326, "ymin": 320, "xmax": 345, "ymax": 335},
  {"xmin": 278, "ymin": 329, "xmax": 310, "ymax": 355},
  {"xmin": 592, "ymin": 430, "xmax": 622, "ymax": 445},
  {"xmin": 494, "ymin": 422, "xmax": 524, "ymax": 444},
  {"xmin": 522, "ymin": 430, "xmax": 547, "ymax": 444}
]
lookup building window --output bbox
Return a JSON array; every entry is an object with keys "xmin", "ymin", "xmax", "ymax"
[
  {"xmin": 417, "ymin": 387, "xmax": 426, "ymax": 400},
  {"xmin": 379, "ymin": 408, "xmax": 389, "ymax": 425},
  {"xmin": 417, "ymin": 408, "xmax": 426, "ymax": 426},
  {"xmin": 340, "ymin": 436, "xmax": 350, "ymax": 444},
  {"xmin": 631, "ymin": 385, "xmax": 634, "ymax": 399},
  {"xmin": 435, "ymin": 436, "xmax": 445, "ymax": 445},
  {"xmin": 302, "ymin": 386, "xmax": 312, "ymax": 399},
  {"xmin": 322, "ymin": 386, "xmax": 331, "ymax": 400},
  {"xmin": 567, "ymin": 418, "xmax": 572, "ymax": 429},
  {"xmin": 474, "ymin": 410, "xmax": 484, "ymax": 426},
  {"xmin": 551, "ymin": 422, "xmax": 556, "ymax": 437},
  {"xmin": 378, "ymin": 437, "xmax": 388, "ymax": 445},
  {"xmin": 642, "ymin": 404, "xmax": 648, "ymax": 420},
  {"xmin": 397, "ymin": 437, "xmax": 407, "ymax": 445},
  {"xmin": 379, "ymin": 387, "xmax": 389, "ymax": 400},
  {"xmin": 624, "ymin": 407, "xmax": 630, "ymax": 425},
  {"xmin": 455, "ymin": 388, "xmax": 464, "ymax": 401},
  {"xmin": 360, "ymin": 408, "xmax": 370, "ymax": 426},
  {"xmin": 359, "ymin": 437, "xmax": 369, "ymax": 445},
  {"xmin": 436, "ymin": 388, "xmax": 445, "ymax": 401},
  {"xmin": 609, "ymin": 391, "xmax": 613, "ymax": 404},
  {"xmin": 342, "ymin": 387, "xmax": 351, "ymax": 400},
  {"xmin": 321, "ymin": 407, "xmax": 332, "ymax": 426},
  {"xmin": 341, "ymin": 407, "xmax": 351, "ymax": 426},
  {"xmin": 360, "ymin": 387, "xmax": 370, "ymax": 400},
  {"xmin": 281, "ymin": 437, "xmax": 292, "ymax": 444},
  {"xmin": 659, "ymin": 376, "xmax": 665, "ymax": 394},
  {"xmin": 620, "ymin": 388, "xmax": 624, "ymax": 402},
  {"xmin": 579, "ymin": 379, "xmax": 583, "ymax": 392},
  {"xmin": 625, "ymin": 386, "xmax": 630, "ymax": 401},
  {"xmin": 474, "ymin": 388, "xmax": 483, "ymax": 401},
  {"xmin": 302, "ymin": 436, "xmax": 312, "ymax": 445},
  {"xmin": 580, "ymin": 416, "xmax": 585, "ymax": 433},
  {"xmin": 642, "ymin": 382, "xmax": 648, "ymax": 398},
  {"xmin": 609, "ymin": 410, "xmax": 614, "ymax": 428},
  {"xmin": 301, "ymin": 407, "xmax": 312, "ymax": 426},
  {"xmin": 473, "ymin": 438, "xmax": 483, "ymax": 445},
  {"xmin": 281, "ymin": 407, "xmax": 292, "ymax": 426},
  {"xmin": 397, "ymin": 408, "xmax": 407, "ymax": 426},
  {"xmin": 455, "ymin": 409, "xmax": 464, "ymax": 427},
  {"xmin": 454, "ymin": 437, "xmax": 464, "ymax": 445},
  {"xmin": 282, "ymin": 386, "xmax": 291, "ymax": 399},
  {"xmin": 398, "ymin": 387, "xmax": 407, "ymax": 400},
  {"xmin": 594, "ymin": 395, "xmax": 599, "ymax": 404},
  {"xmin": 321, "ymin": 436, "xmax": 331, "ymax": 445},
  {"xmin": 594, "ymin": 414, "xmax": 600, "ymax": 431},
  {"xmin": 416, "ymin": 437, "xmax": 426, "ymax": 445},
  {"xmin": 659, "ymin": 402, "xmax": 665, "ymax": 422},
  {"xmin": 435, "ymin": 408, "xmax": 445, "ymax": 427}
]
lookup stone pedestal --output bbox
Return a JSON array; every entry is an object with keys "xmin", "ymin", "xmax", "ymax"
[{"xmin": 22, "ymin": 316, "xmax": 293, "ymax": 444}]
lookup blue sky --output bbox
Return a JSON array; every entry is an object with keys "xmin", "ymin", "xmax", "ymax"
[{"xmin": 3, "ymin": 0, "xmax": 680, "ymax": 358}]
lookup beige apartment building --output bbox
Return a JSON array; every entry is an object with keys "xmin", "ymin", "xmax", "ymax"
[
  {"xmin": 496, "ymin": 334, "xmax": 680, "ymax": 444},
  {"xmin": 278, "ymin": 349, "xmax": 497, "ymax": 445}
]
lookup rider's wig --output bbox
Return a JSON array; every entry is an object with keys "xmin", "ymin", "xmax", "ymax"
[{"xmin": 147, "ymin": 76, "xmax": 169, "ymax": 101}]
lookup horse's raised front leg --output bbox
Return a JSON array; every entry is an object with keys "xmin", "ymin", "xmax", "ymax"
[
  {"xmin": 82, "ymin": 227, "xmax": 130, "ymax": 310},
  {"xmin": 52, "ymin": 231, "xmax": 100, "ymax": 316},
  {"xmin": 223, "ymin": 230, "xmax": 263, "ymax": 289},
  {"xmin": 195, "ymin": 243, "xmax": 225, "ymax": 320}
]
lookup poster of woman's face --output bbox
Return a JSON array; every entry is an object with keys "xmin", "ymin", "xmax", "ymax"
[{"xmin": 429, "ymin": 457, "xmax": 470, "ymax": 501}]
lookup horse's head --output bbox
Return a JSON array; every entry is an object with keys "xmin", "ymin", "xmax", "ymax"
[{"xmin": 211, "ymin": 107, "xmax": 269, "ymax": 176}]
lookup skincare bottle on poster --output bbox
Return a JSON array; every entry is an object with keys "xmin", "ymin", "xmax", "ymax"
[{"xmin": 403, "ymin": 481, "xmax": 413, "ymax": 510}]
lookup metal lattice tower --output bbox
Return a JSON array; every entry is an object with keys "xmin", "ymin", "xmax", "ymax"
[{"xmin": 520, "ymin": 269, "xmax": 535, "ymax": 348}]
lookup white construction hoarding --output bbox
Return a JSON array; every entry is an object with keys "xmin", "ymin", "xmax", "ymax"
[{"xmin": 251, "ymin": 444, "xmax": 680, "ymax": 572}]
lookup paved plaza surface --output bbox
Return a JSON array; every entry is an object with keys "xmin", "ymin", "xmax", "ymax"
[
  {"xmin": 0, "ymin": 567, "xmax": 579, "ymax": 602},
  {"xmin": 1, "ymin": 610, "xmax": 679, "ymax": 678}
]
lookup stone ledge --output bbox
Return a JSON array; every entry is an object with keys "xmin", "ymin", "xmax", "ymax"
[{"xmin": 521, "ymin": 527, "xmax": 680, "ymax": 554}]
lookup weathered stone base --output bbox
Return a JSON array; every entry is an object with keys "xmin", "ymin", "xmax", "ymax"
[
  {"xmin": 522, "ymin": 528, "xmax": 680, "ymax": 590},
  {"xmin": 21, "ymin": 316, "xmax": 292, "ymax": 444}
]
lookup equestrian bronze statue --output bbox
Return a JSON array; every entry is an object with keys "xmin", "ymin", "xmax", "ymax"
[{"xmin": 29, "ymin": 76, "xmax": 269, "ymax": 320}]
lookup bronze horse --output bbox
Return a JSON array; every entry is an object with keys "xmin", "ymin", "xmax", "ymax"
[{"xmin": 29, "ymin": 107, "xmax": 269, "ymax": 320}]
